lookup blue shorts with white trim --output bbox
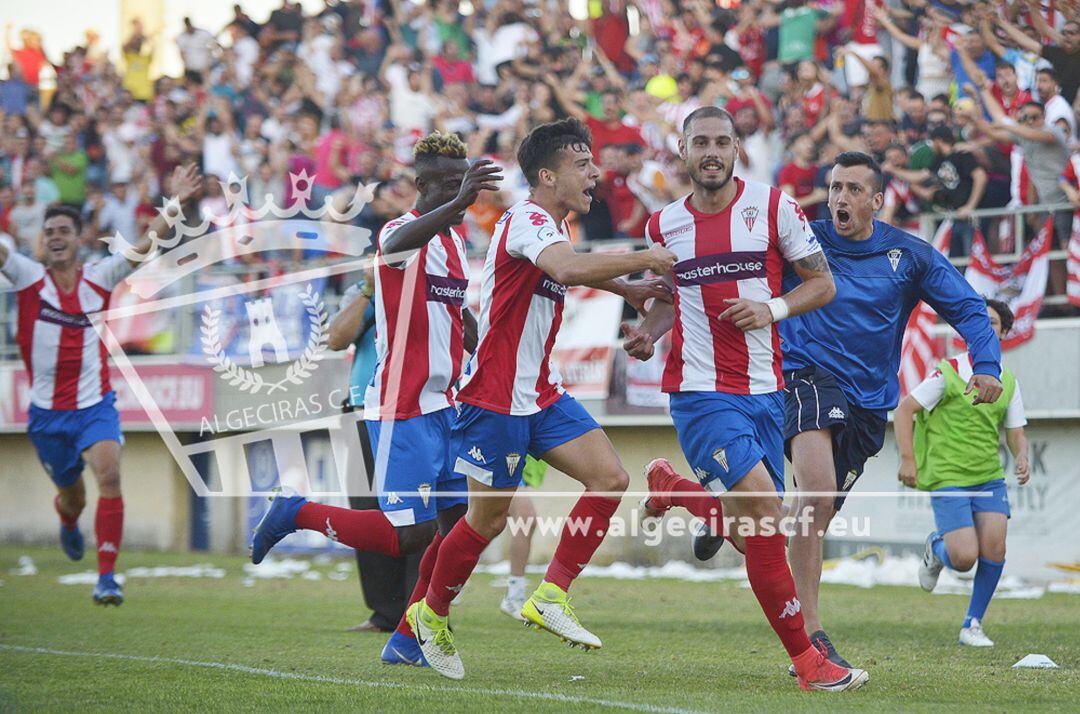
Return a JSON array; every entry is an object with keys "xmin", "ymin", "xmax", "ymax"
[
  {"xmin": 28, "ymin": 391, "xmax": 123, "ymax": 488},
  {"xmin": 365, "ymin": 408, "xmax": 466, "ymax": 527},
  {"xmin": 669, "ymin": 391, "xmax": 786, "ymax": 496},
  {"xmin": 783, "ymin": 365, "xmax": 887, "ymax": 511},
  {"xmin": 930, "ymin": 479, "xmax": 1011, "ymax": 535},
  {"xmin": 449, "ymin": 393, "xmax": 599, "ymax": 489}
]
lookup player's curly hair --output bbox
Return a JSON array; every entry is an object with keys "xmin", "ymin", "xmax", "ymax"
[
  {"xmin": 517, "ymin": 118, "xmax": 593, "ymax": 187},
  {"xmin": 413, "ymin": 131, "xmax": 468, "ymax": 166}
]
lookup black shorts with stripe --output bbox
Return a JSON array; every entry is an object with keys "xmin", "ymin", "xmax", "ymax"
[{"xmin": 783, "ymin": 365, "xmax": 887, "ymax": 511}]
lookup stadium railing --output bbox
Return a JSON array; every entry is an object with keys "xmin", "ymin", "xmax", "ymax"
[{"xmin": 0, "ymin": 201, "xmax": 1076, "ymax": 362}]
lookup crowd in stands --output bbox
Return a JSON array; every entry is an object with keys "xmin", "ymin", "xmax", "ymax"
[{"xmin": 0, "ymin": 0, "xmax": 1078, "ymax": 302}]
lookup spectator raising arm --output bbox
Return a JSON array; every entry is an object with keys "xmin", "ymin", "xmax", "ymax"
[{"xmin": 994, "ymin": 13, "xmax": 1042, "ymax": 55}]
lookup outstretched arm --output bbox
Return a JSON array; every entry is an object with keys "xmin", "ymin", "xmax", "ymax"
[
  {"xmin": 995, "ymin": 14, "xmax": 1042, "ymax": 54},
  {"xmin": 128, "ymin": 163, "xmax": 203, "ymax": 265},
  {"xmin": 534, "ymin": 241, "xmax": 676, "ymax": 286},
  {"xmin": 380, "ymin": 159, "xmax": 502, "ymax": 258}
]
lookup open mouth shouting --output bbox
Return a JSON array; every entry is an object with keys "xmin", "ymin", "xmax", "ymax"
[{"xmin": 834, "ymin": 206, "xmax": 852, "ymax": 231}]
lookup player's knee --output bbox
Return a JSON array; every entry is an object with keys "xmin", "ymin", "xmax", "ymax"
[
  {"xmin": 981, "ymin": 541, "xmax": 1006, "ymax": 563},
  {"xmin": 396, "ymin": 522, "xmax": 437, "ymax": 555},
  {"xmin": 63, "ymin": 492, "xmax": 87, "ymax": 514},
  {"xmin": 469, "ymin": 511, "xmax": 508, "ymax": 540},
  {"xmin": 801, "ymin": 495, "xmax": 836, "ymax": 524},
  {"xmin": 94, "ymin": 468, "xmax": 121, "ymax": 493},
  {"xmin": 593, "ymin": 466, "xmax": 629, "ymax": 495},
  {"xmin": 950, "ymin": 549, "xmax": 978, "ymax": 572}
]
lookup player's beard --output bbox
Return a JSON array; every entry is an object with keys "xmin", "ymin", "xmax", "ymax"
[{"xmin": 689, "ymin": 158, "xmax": 734, "ymax": 193}]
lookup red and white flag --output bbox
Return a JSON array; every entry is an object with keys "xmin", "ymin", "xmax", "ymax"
[
  {"xmin": 1068, "ymin": 215, "xmax": 1080, "ymax": 308},
  {"xmin": 964, "ymin": 218, "xmax": 1052, "ymax": 350},
  {"xmin": 898, "ymin": 221, "xmax": 952, "ymax": 396}
]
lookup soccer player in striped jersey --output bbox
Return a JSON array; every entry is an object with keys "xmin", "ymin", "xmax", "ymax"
[
  {"xmin": 406, "ymin": 118, "xmax": 676, "ymax": 679},
  {"xmin": 894, "ymin": 298, "xmax": 1029, "ymax": 647},
  {"xmin": 0, "ymin": 164, "xmax": 202, "ymax": 605},
  {"xmin": 623, "ymin": 106, "xmax": 868, "ymax": 692},
  {"xmin": 250, "ymin": 132, "xmax": 499, "ymax": 667}
]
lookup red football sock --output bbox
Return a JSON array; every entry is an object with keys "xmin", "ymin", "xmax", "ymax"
[
  {"xmin": 425, "ymin": 519, "xmax": 489, "ymax": 616},
  {"xmin": 296, "ymin": 502, "xmax": 400, "ymax": 557},
  {"xmin": 396, "ymin": 531, "xmax": 444, "ymax": 637},
  {"xmin": 743, "ymin": 534, "xmax": 813, "ymax": 660},
  {"xmin": 544, "ymin": 494, "xmax": 620, "ymax": 591},
  {"xmin": 95, "ymin": 497, "xmax": 124, "ymax": 575},
  {"xmin": 653, "ymin": 473, "xmax": 724, "ymax": 532},
  {"xmin": 54, "ymin": 495, "xmax": 80, "ymax": 528}
]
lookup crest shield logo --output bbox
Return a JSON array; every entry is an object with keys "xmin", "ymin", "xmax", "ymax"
[
  {"xmin": 741, "ymin": 206, "xmax": 759, "ymax": 231},
  {"xmin": 93, "ymin": 172, "xmax": 384, "ymax": 503},
  {"xmin": 887, "ymin": 248, "xmax": 903, "ymax": 272}
]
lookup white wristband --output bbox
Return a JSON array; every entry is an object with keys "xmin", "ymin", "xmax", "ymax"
[{"xmin": 766, "ymin": 297, "xmax": 789, "ymax": 323}]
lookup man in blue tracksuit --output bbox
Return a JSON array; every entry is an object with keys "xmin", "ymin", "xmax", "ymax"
[{"xmin": 777, "ymin": 152, "xmax": 1003, "ymax": 671}]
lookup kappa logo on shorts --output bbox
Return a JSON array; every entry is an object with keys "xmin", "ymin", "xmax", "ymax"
[
  {"xmin": 694, "ymin": 467, "xmax": 710, "ymax": 482},
  {"xmin": 829, "ymin": 406, "xmax": 845, "ymax": 420},
  {"xmin": 506, "ymin": 452, "xmax": 522, "ymax": 475},
  {"xmin": 468, "ymin": 446, "xmax": 485, "ymax": 462},
  {"xmin": 887, "ymin": 248, "xmax": 903, "ymax": 272},
  {"xmin": 712, "ymin": 448, "xmax": 729, "ymax": 472},
  {"xmin": 418, "ymin": 483, "xmax": 432, "ymax": 508},
  {"xmin": 843, "ymin": 470, "xmax": 859, "ymax": 491},
  {"xmin": 386, "ymin": 492, "xmax": 403, "ymax": 505}
]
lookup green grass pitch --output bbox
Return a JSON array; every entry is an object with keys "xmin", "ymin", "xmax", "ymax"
[{"xmin": 1, "ymin": 545, "xmax": 1077, "ymax": 712}]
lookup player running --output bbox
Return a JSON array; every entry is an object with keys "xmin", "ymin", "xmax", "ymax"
[
  {"xmin": 622, "ymin": 106, "xmax": 868, "ymax": 692},
  {"xmin": 406, "ymin": 118, "xmax": 677, "ymax": 680},
  {"xmin": 894, "ymin": 298, "xmax": 1029, "ymax": 647},
  {"xmin": 0, "ymin": 164, "xmax": 201, "ymax": 605},
  {"xmin": 249, "ymin": 132, "xmax": 497, "ymax": 667}
]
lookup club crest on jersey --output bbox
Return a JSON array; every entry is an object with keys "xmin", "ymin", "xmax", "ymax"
[
  {"xmin": 741, "ymin": 206, "xmax": 759, "ymax": 231},
  {"xmin": 712, "ymin": 448, "xmax": 729, "ymax": 472},
  {"xmin": 887, "ymin": 248, "xmax": 903, "ymax": 272},
  {"xmin": 506, "ymin": 452, "xmax": 522, "ymax": 475},
  {"xmin": 418, "ymin": 483, "xmax": 432, "ymax": 508}
]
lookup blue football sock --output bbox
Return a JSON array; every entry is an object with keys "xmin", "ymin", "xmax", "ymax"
[
  {"xmin": 964, "ymin": 557, "xmax": 1004, "ymax": 628},
  {"xmin": 931, "ymin": 532, "xmax": 953, "ymax": 570}
]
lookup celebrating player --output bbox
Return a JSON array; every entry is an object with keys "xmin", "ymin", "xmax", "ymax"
[
  {"xmin": 622, "ymin": 106, "xmax": 868, "ymax": 692},
  {"xmin": 0, "ymin": 164, "xmax": 202, "ymax": 605},
  {"xmin": 894, "ymin": 298, "xmax": 1029, "ymax": 647},
  {"xmin": 249, "ymin": 132, "xmax": 497, "ymax": 667},
  {"xmin": 406, "ymin": 118, "xmax": 676, "ymax": 680},
  {"xmin": 773, "ymin": 152, "xmax": 1003, "ymax": 670}
]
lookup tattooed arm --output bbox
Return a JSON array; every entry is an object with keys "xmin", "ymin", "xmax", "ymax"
[{"xmin": 719, "ymin": 249, "xmax": 836, "ymax": 332}]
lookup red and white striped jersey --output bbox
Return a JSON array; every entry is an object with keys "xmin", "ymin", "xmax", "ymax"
[
  {"xmin": 2, "ymin": 251, "xmax": 131, "ymax": 410},
  {"xmin": 363, "ymin": 210, "xmax": 470, "ymax": 420},
  {"xmin": 646, "ymin": 178, "xmax": 821, "ymax": 395},
  {"xmin": 456, "ymin": 199, "xmax": 571, "ymax": 415}
]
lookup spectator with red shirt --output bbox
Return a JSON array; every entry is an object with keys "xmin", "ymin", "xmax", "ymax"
[
  {"xmin": 597, "ymin": 143, "xmax": 647, "ymax": 240},
  {"xmin": 5, "ymin": 25, "xmax": 48, "ymax": 88},
  {"xmin": 549, "ymin": 83, "xmax": 645, "ymax": 154},
  {"xmin": 777, "ymin": 132, "xmax": 827, "ymax": 221}
]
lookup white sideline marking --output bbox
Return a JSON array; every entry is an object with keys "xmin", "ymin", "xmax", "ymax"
[{"xmin": 0, "ymin": 644, "xmax": 707, "ymax": 714}]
